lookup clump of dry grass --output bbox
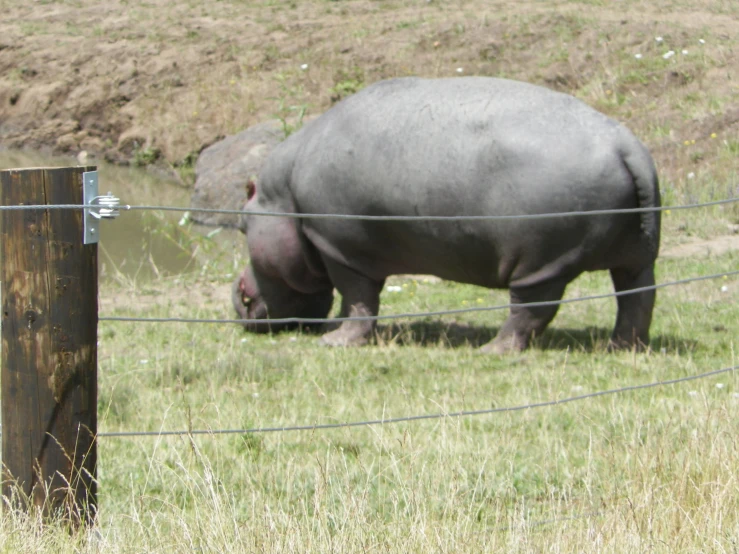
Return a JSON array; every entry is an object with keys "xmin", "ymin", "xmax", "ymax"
[{"xmin": 5, "ymin": 242, "xmax": 733, "ymax": 551}]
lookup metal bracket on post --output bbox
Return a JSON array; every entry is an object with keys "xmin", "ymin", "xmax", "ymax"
[{"xmin": 83, "ymin": 171, "xmax": 121, "ymax": 245}]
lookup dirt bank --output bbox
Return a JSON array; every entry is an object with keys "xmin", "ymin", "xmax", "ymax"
[{"xmin": 1, "ymin": 0, "xmax": 737, "ymax": 189}]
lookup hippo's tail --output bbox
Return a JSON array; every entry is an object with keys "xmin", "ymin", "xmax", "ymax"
[{"xmin": 620, "ymin": 136, "xmax": 661, "ymax": 258}]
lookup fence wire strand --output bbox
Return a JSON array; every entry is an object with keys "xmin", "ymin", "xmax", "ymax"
[
  {"xmin": 1, "ymin": 193, "xmax": 735, "ymax": 439},
  {"xmin": 99, "ymin": 269, "xmax": 739, "ymax": 325},
  {"xmin": 97, "ymin": 363, "xmax": 738, "ymax": 438},
  {"xmin": 0, "ymin": 196, "xmax": 737, "ymax": 221}
]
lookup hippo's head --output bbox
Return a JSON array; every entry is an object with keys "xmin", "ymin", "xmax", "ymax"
[
  {"xmin": 232, "ymin": 264, "xmax": 334, "ymax": 334},
  {"xmin": 233, "ymin": 176, "xmax": 334, "ymax": 333}
]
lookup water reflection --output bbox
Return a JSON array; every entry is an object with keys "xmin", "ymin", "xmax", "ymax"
[{"xmin": 0, "ymin": 150, "xmax": 243, "ymax": 282}]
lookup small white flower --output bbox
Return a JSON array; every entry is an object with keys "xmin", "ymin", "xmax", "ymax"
[
  {"xmin": 178, "ymin": 211, "xmax": 190, "ymax": 226},
  {"xmin": 663, "ymin": 50, "xmax": 675, "ymax": 59},
  {"xmin": 139, "ymin": 359, "xmax": 149, "ymax": 365},
  {"xmin": 386, "ymin": 285, "xmax": 402, "ymax": 292},
  {"xmin": 681, "ymin": 50, "xmax": 688, "ymax": 55},
  {"xmin": 716, "ymin": 383, "xmax": 725, "ymax": 389},
  {"xmin": 655, "ymin": 36, "xmax": 664, "ymax": 42},
  {"xmin": 634, "ymin": 53, "xmax": 643, "ymax": 59},
  {"xmin": 289, "ymin": 337, "xmax": 297, "ymax": 342},
  {"xmin": 699, "ymin": 39, "xmax": 705, "ymax": 44},
  {"xmin": 687, "ymin": 172, "xmax": 695, "ymax": 179},
  {"xmin": 720, "ymin": 285, "xmax": 728, "ymax": 292},
  {"xmin": 456, "ymin": 67, "xmax": 464, "ymax": 73},
  {"xmin": 252, "ymin": 392, "xmax": 259, "ymax": 398},
  {"xmin": 241, "ymin": 338, "xmax": 248, "ymax": 343},
  {"xmin": 300, "ymin": 63, "xmax": 308, "ymax": 70},
  {"xmin": 733, "ymin": 393, "xmax": 739, "ymax": 399},
  {"xmin": 571, "ymin": 385, "xmax": 584, "ymax": 392},
  {"xmin": 688, "ymin": 390, "xmax": 698, "ymax": 397}
]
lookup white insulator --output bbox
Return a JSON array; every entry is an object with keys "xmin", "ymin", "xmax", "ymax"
[{"xmin": 92, "ymin": 193, "xmax": 121, "ymax": 220}]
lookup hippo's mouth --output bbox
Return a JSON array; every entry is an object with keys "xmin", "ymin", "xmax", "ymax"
[
  {"xmin": 239, "ymin": 293, "xmax": 264, "ymax": 320},
  {"xmin": 240, "ymin": 292, "xmax": 253, "ymax": 312},
  {"xmin": 241, "ymin": 295, "xmax": 268, "ymax": 321},
  {"xmin": 232, "ymin": 276, "xmax": 256, "ymax": 319},
  {"xmin": 231, "ymin": 267, "xmax": 333, "ymax": 334}
]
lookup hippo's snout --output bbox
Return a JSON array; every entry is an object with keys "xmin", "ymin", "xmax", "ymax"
[
  {"xmin": 231, "ymin": 276, "xmax": 250, "ymax": 320},
  {"xmin": 232, "ymin": 275, "xmax": 271, "ymax": 332},
  {"xmin": 232, "ymin": 263, "xmax": 334, "ymax": 335}
]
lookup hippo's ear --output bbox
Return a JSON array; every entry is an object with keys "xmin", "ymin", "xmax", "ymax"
[{"xmin": 246, "ymin": 177, "xmax": 257, "ymax": 201}]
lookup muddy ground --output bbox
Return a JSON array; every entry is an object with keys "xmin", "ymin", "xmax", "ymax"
[{"xmin": 1, "ymin": 0, "xmax": 737, "ymax": 188}]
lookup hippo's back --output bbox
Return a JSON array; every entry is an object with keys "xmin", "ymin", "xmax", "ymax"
[
  {"xmin": 290, "ymin": 77, "xmax": 628, "ymax": 213},
  {"xmin": 269, "ymin": 77, "xmax": 657, "ymax": 287}
]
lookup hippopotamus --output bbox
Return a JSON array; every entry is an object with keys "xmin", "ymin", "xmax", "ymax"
[{"xmin": 233, "ymin": 77, "xmax": 660, "ymax": 353}]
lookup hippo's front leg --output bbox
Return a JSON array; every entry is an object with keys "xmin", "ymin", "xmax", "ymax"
[{"xmin": 319, "ymin": 259, "xmax": 385, "ymax": 347}]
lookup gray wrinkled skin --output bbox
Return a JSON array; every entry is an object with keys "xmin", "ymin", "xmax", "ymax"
[{"xmin": 233, "ymin": 77, "xmax": 661, "ymax": 353}]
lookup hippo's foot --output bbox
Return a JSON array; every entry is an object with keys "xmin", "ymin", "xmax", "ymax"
[
  {"xmin": 319, "ymin": 304, "xmax": 375, "ymax": 347},
  {"xmin": 319, "ymin": 259, "xmax": 383, "ymax": 348},
  {"xmin": 320, "ymin": 325, "xmax": 371, "ymax": 347},
  {"xmin": 608, "ymin": 266, "xmax": 655, "ymax": 354},
  {"xmin": 480, "ymin": 280, "xmax": 567, "ymax": 354},
  {"xmin": 607, "ymin": 335, "xmax": 648, "ymax": 353},
  {"xmin": 479, "ymin": 334, "xmax": 527, "ymax": 355}
]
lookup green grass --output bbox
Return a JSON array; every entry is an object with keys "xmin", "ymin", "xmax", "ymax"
[{"xmin": 5, "ymin": 224, "xmax": 736, "ymax": 551}]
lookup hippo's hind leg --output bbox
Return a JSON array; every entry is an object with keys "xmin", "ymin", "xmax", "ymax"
[
  {"xmin": 609, "ymin": 265, "xmax": 655, "ymax": 351},
  {"xmin": 319, "ymin": 259, "xmax": 385, "ymax": 347},
  {"xmin": 480, "ymin": 278, "xmax": 568, "ymax": 354}
]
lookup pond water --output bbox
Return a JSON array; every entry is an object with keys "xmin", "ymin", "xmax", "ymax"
[{"xmin": 0, "ymin": 150, "xmax": 244, "ymax": 283}]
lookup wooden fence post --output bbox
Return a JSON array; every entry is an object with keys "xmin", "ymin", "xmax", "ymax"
[{"xmin": 1, "ymin": 166, "xmax": 98, "ymax": 525}]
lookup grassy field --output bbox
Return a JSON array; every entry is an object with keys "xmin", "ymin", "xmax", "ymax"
[
  {"xmin": 2, "ymin": 0, "xmax": 739, "ymax": 552},
  {"xmin": 5, "ymin": 240, "xmax": 737, "ymax": 552}
]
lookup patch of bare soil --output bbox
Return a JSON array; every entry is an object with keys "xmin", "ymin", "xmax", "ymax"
[
  {"xmin": 99, "ymin": 278, "xmax": 233, "ymax": 316},
  {"xmin": 1, "ymin": 0, "xmax": 737, "ymax": 190},
  {"xmin": 662, "ymin": 231, "xmax": 739, "ymax": 258}
]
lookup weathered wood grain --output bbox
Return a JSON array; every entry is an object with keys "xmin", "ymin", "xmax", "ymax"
[{"xmin": 1, "ymin": 166, "xmax": 98, "ymax": 525}]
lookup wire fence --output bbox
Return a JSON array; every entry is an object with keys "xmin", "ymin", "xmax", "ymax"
[
  {"xmin": 1, "ymin": 194, "xmax": 737, "ymax": 442},
  {"xmin": 97, "ymin": 363, "xmax": 739, "ymax": 438},
  {"xmin": 0, "ymin": 196, "xmax": 737, "ymax": 220},
  {"xmin": 100, "ymin": 269, "xmax": 739, "ymax": 326}
]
